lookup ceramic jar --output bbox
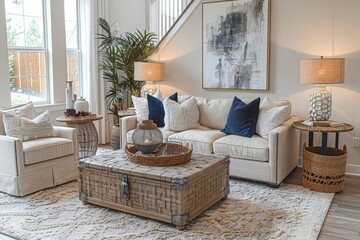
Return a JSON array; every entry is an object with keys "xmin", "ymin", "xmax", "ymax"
[{"xmin": 74, "ymin": 97, "xmax": 89, "ymax": 112}]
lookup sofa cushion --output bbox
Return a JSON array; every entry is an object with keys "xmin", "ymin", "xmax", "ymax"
[
  {"xmin": 147, "ymin": 92, "xmax": 177, "ymax": 127},
  {"xmin": 163, "ymin": 97, "xmax": 200, "ymax": 131},
  {"xmin": 213, "ymin": 134, "xmax": 269, "ymax": 162},
  {"xmin": 3, "ymin": 110, "xmax": 55, "ymax": 141},
  {"xmin": 127, "ymin": 128, "xmax": 176, "ymax": 144},
  {"xmin": 221, "ymin": 97, "xmax": 260, "ymax": 138},
  {"xmin": 168, "ymin": 127, "xmax": 226, "ymax": 154},
  {"xmin": 198, "ymin": 98, "xmax": 233, "ymax": 130},
  {"xmin": 23, "ymin": 137, "xmax": 74, "ymax": 165}
]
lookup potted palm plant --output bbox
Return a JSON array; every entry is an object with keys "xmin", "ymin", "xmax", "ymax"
[{"xmin": 97, "ymin": 18, "xmax": 158, "ymax": 149}]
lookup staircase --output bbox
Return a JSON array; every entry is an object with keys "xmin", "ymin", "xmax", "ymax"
[{"xmin": 149, "ymin": 0, "xmax": 195, "ymax": 46}]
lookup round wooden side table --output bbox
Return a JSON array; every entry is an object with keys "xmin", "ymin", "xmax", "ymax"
[
  {"xmin": 56, "ymin": 114, "xmax": 103, "ymax": 159},
  {"xmin": 292, "ymin": 120, "xmax": 354, "ymax": 192}
]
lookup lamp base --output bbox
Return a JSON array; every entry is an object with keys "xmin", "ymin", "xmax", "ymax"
[
  {"xmin": 309, "ymin": 85, "xmax": 332, "ymax": 121},
  {"xmin": 141, "ymin": 82, "xmax": 157, "ymax": 98}
]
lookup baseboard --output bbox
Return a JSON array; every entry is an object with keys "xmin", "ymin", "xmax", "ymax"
[
  {"xmin": 297, "ymin": 157, "xmax": 303, "ymax": 168},
  {"xmin": 345, "ymin": 164, "xmax": 360, "ymax": 177}
]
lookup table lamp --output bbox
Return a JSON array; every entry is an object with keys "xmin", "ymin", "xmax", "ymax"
[
  {"xmin": 134, "ymin": 61, "xmax": 165, "ymax": 97},
  {"xmin": 300, "ymin": 56, "xmax": 345, "ymax": 121}
]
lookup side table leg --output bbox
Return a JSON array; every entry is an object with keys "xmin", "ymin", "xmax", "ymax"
[
  {"xmin": 309, "ymin": 132, "xmax": 314, "ymax": 147},
  {"xmin": 322, "ymin": 132, "xmax": 328, "ymax": 155},
  {"xmin": 335, "ymin": 132, "xmax": 339, "ymax": 148}
]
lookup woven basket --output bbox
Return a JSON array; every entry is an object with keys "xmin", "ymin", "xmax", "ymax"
[
  {"xmin": 302, "ymin": 144, "xmax": 347, "ymax": 193},
  {"xmin": 125, "ymin": 143, "xmax": 192, "ymax": 166}
]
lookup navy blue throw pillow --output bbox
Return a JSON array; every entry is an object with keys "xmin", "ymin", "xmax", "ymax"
[
  {"xmin": 148, "ymin": 92, "xmax": 178, "ymax": 127},
  {"xmin": 221, "ymin": 97, "xmax": 260, "ymax": 138}
]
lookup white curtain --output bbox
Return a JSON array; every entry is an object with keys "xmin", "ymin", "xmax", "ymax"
[{"xmin": 79, "ymin": 0, "xmax": 110, "ymax": 144}]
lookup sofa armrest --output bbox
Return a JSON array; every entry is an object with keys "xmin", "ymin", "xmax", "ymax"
[
  {"xmin": 121, "ymin": 115, "xmax": 137, "ymax": 149},
  {"xmin": 0, "ymin": 135, "xmax": 24, "ymax": 176},
  {"xmin": 268, "ymin": 116, "xmax": 301, "ymax": 184},
  {"xmin": 53, "ymin": 126, "xmax": 78, "ymax": 161}
]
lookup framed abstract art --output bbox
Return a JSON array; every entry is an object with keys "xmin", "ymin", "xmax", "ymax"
[{"xmin": 202, "ymin": 0, "xmax": 270, "ymax": 90}]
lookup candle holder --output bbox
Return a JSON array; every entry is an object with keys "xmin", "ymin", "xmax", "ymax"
[{"xmin": 132, "ymin": 120, "xmax": 163, "ymax": 154}]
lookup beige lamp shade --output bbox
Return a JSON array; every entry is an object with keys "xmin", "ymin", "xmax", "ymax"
[
  {"xmin": 134, "ymin": 62, "xmax": 165, "ymax": 81},
  {"xmin": 300, "ymin": 57, "xmax": 345, "ymax": 84}
]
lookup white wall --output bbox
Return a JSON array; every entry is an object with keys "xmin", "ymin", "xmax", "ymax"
[
  {"xmin": 107, "ymin": 0, "xmax": 360, "ymax": 174},
  {"xmin": 108, "ymin": 0, "xmax": 147, "ymax": 34},
  {"xmin": 153, "ymin": 0, "xmax": 360, "ymax": 174}
]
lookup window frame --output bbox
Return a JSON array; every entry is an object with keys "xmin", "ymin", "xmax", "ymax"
[
  {"xmin": 65, "ymin": 0, "xmax": 82, "ymax": 97},
  {"xmin": 6, "ymin": 0, "xmax": 50, "ymax": 105}
]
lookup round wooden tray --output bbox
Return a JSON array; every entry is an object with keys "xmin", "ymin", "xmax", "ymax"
[{"xmin": 125, "ymin": 143, "xmax": 192, "ymax": 166}]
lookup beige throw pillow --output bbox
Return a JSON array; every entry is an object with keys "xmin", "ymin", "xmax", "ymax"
[
  {"xmin": 256, "ymin": 96, "xmax": 290, "ymax": 139},
  {"xmin": 163, "ymin": 97, "xmax": 200, "ymax": 132},
  {"xmin": 198, "ymin": 98, "xmax": 233, "ymax": 130},
  {"xmin": 3, "ymin": 110, "xmax": 54, "ymax": 141},
  {"xmin": 1, "ymin": 102, "xmax": 36, "ymax": 118},
  {"xmin": 0, "ymin": 102, "xmax": 36, "ymax": 135},
  {"xmin": 260, "ymin": 96, "xmax": 292, "ymax": 120}
]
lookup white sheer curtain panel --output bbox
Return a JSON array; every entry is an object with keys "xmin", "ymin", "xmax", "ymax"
[{"xmin": 79, "ymin": 0, "xmax": 110, "ymax": 144}]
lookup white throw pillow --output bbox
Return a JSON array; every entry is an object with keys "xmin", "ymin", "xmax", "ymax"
[
  {"xmin": 163, "ymin": 97, "xmax": 200, "ymax": 131},
  {"xmin": 198, "ymin": 98, "xmax": 233, "ymax": 130},
  {"xmin": 260, "ymin": 96, "xmax": 292, "ymax": 120},
  {"xmin": 132, "ymin": 96, "xmax": 149, "ymax": 122},
  {"xmin": 153, "ymin": 89, "xmax": 163, "ymax": 99},
  {"xmin": 256, "ymin": 96, "xmax": 290, "ymax": 139},
  {"xmin": 1, "ymin": 101, "xmax": 35, "ymax": 118},
  {"xmin": 0, "ymin": 102, "xmax": 36, "ymax": 135},
  {"xmin": 132, "ymin": 90, "xmax": 163, "ymax": 123},
  {"xmin": 3, "ymin": 110, "xmax": 55, "ymax": 141}
]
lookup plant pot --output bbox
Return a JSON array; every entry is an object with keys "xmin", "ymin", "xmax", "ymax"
[{"xmin": 110, "ymin": 124, "xmax": 120, "ymax": 150}]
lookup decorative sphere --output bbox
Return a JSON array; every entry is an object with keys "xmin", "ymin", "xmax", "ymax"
[{"xmin": 132, "ymin": 120, "xmax": 163, "ymax": 154}]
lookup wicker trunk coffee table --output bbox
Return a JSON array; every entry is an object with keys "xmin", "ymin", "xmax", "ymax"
[{"xmin": 78, "ymin": 150, "xmax": 229, "ymax": 230}]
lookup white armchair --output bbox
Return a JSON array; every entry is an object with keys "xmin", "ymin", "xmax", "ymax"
[{"xmin": 0, "ymin": 115, "xmax": 79, "ymax": 196}]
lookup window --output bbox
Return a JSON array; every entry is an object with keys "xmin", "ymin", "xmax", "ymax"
[
  {"xmin": 5, "ymin": 0, "xmax": 48, "ymax": 105},
  {"xmin": 64, "ymin": 0, "xmax": 81, "ymax": 96}
]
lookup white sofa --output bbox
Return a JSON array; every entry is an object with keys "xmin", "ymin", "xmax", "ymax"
[{"xmin": 121, "ymin": 96, "xmax": 300, "ymax": 187}]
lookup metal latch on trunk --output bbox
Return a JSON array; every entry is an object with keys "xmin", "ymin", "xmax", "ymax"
[{"xmin": 121, "ymin": 174, "xmax": 130, "ymax": 200}]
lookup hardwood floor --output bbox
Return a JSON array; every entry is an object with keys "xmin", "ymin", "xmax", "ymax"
[
  {"xmin": 284, "ymin": 167, "xmax": 360, "ymax": 240},
  {"xmin": 1, "ymin": 165, "xmax": 359, "ymax": 239}
]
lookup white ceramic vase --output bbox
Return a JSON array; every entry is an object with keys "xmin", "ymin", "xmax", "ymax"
[{"xmin": 74, "ymin": 97, "xmax": 89, "ymax": 112}]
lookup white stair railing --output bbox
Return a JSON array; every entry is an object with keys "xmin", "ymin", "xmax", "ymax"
[{"xmin": 149, "ymin": 0, "xmax": 193, "ymax": 44}]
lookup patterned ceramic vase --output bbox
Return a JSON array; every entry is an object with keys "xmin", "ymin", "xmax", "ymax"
[{"xmin": 309, "ymin": 85, "xmax": 332, "ymax": 121}]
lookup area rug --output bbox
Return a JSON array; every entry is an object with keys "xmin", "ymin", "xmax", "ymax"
[{"xmin": 0, "ymin": 177, "xmax": 333, "ymax": 240}]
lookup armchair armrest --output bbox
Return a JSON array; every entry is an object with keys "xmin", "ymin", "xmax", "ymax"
[
  {"xmin": 53, "ymin": 126, "xmax": 78, "ymax": 161},
  {"xmin": 268, "ymin": 116, "xmax": 301, "ymax": 184},
  {"xmin": 121, "ymin": 115, "xmax": 137, "ymax": 149},
  {"xmin": 0, "ymin": 135, "xmax": 23, "ymax": 176},
  {"xmin": 53, "ymin": 126, "xmax": 77, "ymax": 141}
]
